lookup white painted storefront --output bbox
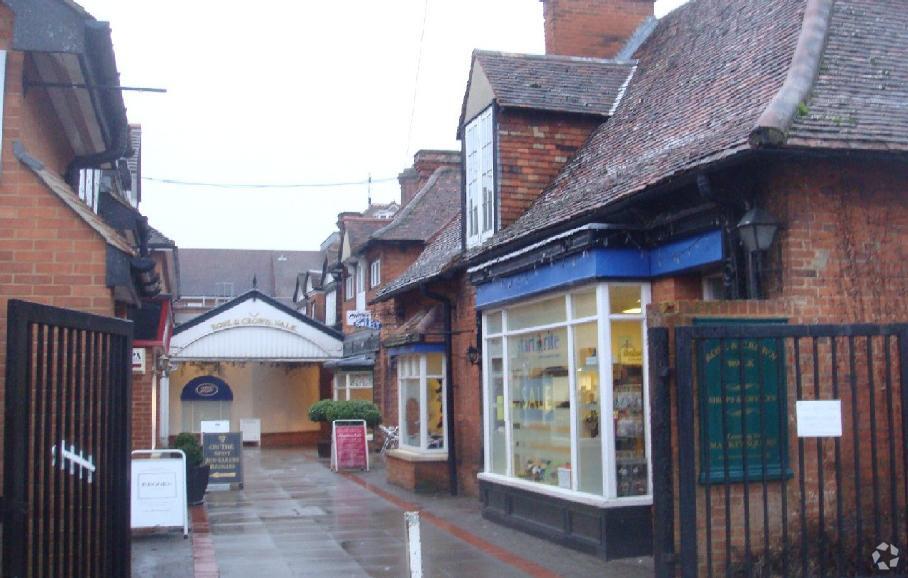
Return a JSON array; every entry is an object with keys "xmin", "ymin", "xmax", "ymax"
[{"xmin": 165, "ymin": 290, "xmax": 342, "ymax": 444}]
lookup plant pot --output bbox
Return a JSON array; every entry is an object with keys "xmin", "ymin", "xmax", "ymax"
[
  {"xmin": 316, "ymin": 439, "xmax": 331, "ymax": 458},
  {"xmin": 187, "ymin": 463, "xmax": 210, "ymax": 505}
]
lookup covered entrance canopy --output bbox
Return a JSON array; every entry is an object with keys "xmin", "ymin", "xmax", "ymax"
[{"xmin": 166, "ymin": 290, "xmax": 342, "ymax": 445}]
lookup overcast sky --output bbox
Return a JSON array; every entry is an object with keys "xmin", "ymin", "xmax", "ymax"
[{"xmin": 77, "ymin": 0, "xmax": 688, "ymax": 251}]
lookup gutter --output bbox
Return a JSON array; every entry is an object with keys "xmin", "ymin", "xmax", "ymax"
[{"xmin": 419, "ymin": 284, "xmax": 458, "ymax": 496}]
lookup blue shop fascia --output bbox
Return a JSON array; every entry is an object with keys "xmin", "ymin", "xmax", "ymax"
[{"xmin": 466, "ymin": 210, "xmax": 730, "ymax": 559}]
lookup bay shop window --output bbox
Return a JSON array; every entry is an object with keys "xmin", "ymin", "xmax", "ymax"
[
  {"xmin": 397, "ymin": 353, "xmax": 447, "ymax": 452},
  {"xmin": 482, "ymin": 283, "xmax": 651, "ymax": 502}
]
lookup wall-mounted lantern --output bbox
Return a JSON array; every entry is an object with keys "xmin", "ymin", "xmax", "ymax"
[
  {"xmin": 736, "ymin": 207, "xmax": 780, "ymax": 299},
  {"xmin": 466, "ymin": 345, "xmax": 480, "ymax": 366}
]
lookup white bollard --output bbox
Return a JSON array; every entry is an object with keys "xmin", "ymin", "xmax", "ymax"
[{"xmin": 405, "ymin": 511, "xmax": 422, "ymax": 578}]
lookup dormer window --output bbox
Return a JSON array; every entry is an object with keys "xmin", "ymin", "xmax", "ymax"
[{"xmin": 465, "ymin": 107, "xmax": 495, "ymax": 248}]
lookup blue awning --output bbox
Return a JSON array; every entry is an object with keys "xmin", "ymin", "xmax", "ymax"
[{"xmin": 180, "ymin": 376, "xmax": 233, "ymax": 401}]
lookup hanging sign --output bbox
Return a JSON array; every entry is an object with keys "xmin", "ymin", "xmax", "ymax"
[
  {"xmin": 696, "ymin": 319, "xmax": 790, "ymax": 484},
  {"xmin": 130, "ymin": 449, "xmax": 188, "ymax": 536},
  {"xmin": 203, "ymin": 432, "xmax": 244, "ymax": 485},
  {"xmin": 331, "ymin": 420, "xmax": 369, "ymax": 472},
  {"xmin": 346, "ymin": 310, "xmax": 381, "ymax": 329}
]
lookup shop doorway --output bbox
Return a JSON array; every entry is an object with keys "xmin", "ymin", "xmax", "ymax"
[{"xmin": 651, "ymin": 322, "xmax": 908, "ymax": 578}]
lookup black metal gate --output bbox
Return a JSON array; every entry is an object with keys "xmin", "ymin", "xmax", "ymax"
[
  {"xmin": 3, "ymin": 299, "xmax": 132, "ymax": 577},
  {"xmin": 653, "ymin": 323, "xmax": 908, "ymax": 578}
]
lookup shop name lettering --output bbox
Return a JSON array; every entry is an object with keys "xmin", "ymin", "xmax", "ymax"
[
  {"xmin": 704, "ymin": 340, "xmax": 778, "ymax": 364},
  {"xmin": 140, "ymin": 480, "xmax": 173, "ymax": 489},
  {"xmin": 347, "ymin": 311, "xmax": 381, "ymax": 329},
  {"xmin": 517, "ymin": 332, "xmax": 561, "ymax": 353},
  {"xmin": 210, "ymin": 314, "xmax": 297, "ymax": 333}
]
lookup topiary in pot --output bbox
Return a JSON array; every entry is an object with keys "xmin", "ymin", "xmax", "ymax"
[
  {"xmin": 308, "ymin": 399, "xmax": 335, "ymax": 458},
  {"xmin": 173, "ymin": 432, "xmax": 209, "ymax": 505},
  {"xmin": 324, "ymin": 400, "xmax": 382, "ymax": 427}
]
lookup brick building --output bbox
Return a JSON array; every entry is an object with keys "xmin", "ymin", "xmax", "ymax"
[
  {"xmin": 366, "ymin": 0, "xmax": 908, "ymax": 567},
  {"xmin": 0, "ymin": 2, "xmax": 177, "ymax": 456}
]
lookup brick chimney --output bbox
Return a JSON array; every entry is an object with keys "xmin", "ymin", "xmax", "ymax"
[
  {"xmin": 398, "ymin": 149, "xmax": 460, "ymax": 208},
  {"xmin": 541, "ymin": 0, "xmax": 655, "ymax": 59}
]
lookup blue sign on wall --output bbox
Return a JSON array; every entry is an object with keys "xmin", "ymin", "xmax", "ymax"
[{"xmin": 180, "ymin": 376, "xmax": 234, "ymax": 402}]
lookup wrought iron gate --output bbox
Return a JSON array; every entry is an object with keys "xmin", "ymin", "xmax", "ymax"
[
  {"xmin": 653, "ymin": 323, "xmax": 908, "ymax": 577},
  {"xmin": 3, "ymin": 299, "xmax": 132, "ymax": 577}
]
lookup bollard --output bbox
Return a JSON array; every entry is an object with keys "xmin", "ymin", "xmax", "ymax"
[{"xmin": 404, "ymin": 511, "xmax": 422, "ymax": 578}]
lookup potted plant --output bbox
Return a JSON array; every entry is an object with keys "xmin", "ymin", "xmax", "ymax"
[
  {"xmin": 308, "ymin": 399, "xmax": 335, "ymax": 458},
  {"xmin": 308, "ymin": 399, "xmax": 382, "ymax": 457},
  {"xmin": 173, "ymin": 432, "xmax": 210, "ymax": 505}
]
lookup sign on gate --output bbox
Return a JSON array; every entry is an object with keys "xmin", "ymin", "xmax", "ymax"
[
  {"xmin": 203, "ymin": 432, "xmax": 244, "ymax": 485},
  {"xmin": 331, "ymin": 420, "xmax": 369, "ymax": 471},
  {"xmin": 130, "ymin": 450, "xmax": 189, "ymax": 536},
  {"xmin": 696, "ymin": 318, "xmax": 790, "ymax": 483}
]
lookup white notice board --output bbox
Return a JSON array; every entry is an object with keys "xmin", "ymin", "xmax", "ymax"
[
  {"xmin": 201, "ymin": 420, "xmax": 230, "ymax": 434},
  {"xmin": 796, "ymin": 400, "xmax": 843, "ymax": 437},
  {"xmin": 131, "ymin": 450, "xmax": 188, "ymax": 536}
]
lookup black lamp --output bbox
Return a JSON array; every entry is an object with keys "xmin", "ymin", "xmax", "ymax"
[
  {"xmin": 466, "ymin": 345, "xmax": 480, "ymax": 365},
  {"xmin": 736, "ymin": 207, "xmax": 780, "ymax": 299}
]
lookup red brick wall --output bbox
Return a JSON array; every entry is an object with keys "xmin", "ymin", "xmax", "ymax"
[
  {"xmin": 0, "ymin": 7, "xmax": 117, "ymax": 480},
  {"xmin": 399, "ymin": 150, "xmax": 460, "ymax": 208},
  {"xmin": 374, "ymin": 273, "xmax": 482, "ymax": 496},
  {"xmin": 131, "ymin": 352, "xmax": 154, "ymax": 450},
  {"xmin": 649, "ymin": 156, "xmax": 908, "ymax": 574},
  {"xmin": 497, "ymin": 109, "xmax": 601, "ymax": 230},
  {"xmin": 542, "ymin": 0, "xmax": 655, "ymax": 59}
]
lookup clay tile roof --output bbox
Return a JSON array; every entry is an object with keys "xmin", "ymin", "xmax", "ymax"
[
  {"xmin": 475, "ymin": 0, "xmax": 808, "ymax": 254},
  {"xmin": 373, "ymin": 214, "xmax": 463, "ymax": 301},
  {"xmin": 344, "ymin": 218, "xmax": 389, "ymax": 255},
  {"xmin": 178, "ymin": 249, "xmax": 321, "ymax": 305},
  {"xmin": 383, "ymin": 304, "xmax": 444, "ymax": 347},
  {"xmin": 372, "ymin": 166, "xmax": 462, "ymax": 243},
  {"xmin": 147, "ymin": 224, "xmax": 176, "ymax": 248},
  {"xmin": 785, "ymin": 0, "xmax": 908, "ymax": 150},
  {"xmin": 466, "ymin": 51, "xmax": 636, "ymax": 124},
  {"xmin": 474, "ymin": 0, "xmax": 908, "ymax": 258}
]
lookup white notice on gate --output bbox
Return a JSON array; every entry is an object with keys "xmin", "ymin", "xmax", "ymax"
[{"xmin": 796, "ymin": 400, "xmax": 842, "ymax": 437}]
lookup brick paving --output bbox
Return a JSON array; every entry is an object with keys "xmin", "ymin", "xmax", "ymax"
[{"xmin": 201, "ymin": 448, "xmax": 653, "ymax": 577}]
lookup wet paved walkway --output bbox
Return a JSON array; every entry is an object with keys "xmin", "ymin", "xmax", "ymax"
[{"xmin": 204, "ymin": 448, "xmax": 653, "ymax": 577}]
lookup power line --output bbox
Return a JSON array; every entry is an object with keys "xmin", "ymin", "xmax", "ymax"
[
  {"xmin": 404, "ymin": 0, "xmax": 429, "ymax": 162},
  {"xmin": 141, "ymin": 175, "xmax": 398, "ymax": 189}
]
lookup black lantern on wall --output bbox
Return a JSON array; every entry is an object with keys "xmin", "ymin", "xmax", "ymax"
[
  {"xmin": 466, "ymin": 345, "xmax": 480, "ymax": 366},
  {"xmin": 736, "ymin": 207, "xmax": 780, "ymax": 299}
]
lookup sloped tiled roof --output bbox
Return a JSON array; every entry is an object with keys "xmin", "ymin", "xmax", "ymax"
[
  {"xmin": 468, "ymin": 51, "xmax": 635, "ymax": 121},
  {"xmin": 474, "ymin": 0, "xmax": 807, "ymax": 253},
  {"xmin": 473, "ymin": 0, "xmax": 908, "ymax": 258},
  {"xmin": 374, "ymin": 214, "xmax": 463, "ymax": 301},
  {"xmin": 179, "ymin": 249, "xmax": 321, "ymax": 305},
  {"xmin": 372, "ymin": 167, "xmax": 461, "ymax": 243},
  {"xmin": 344, "ymin": 218, "xmax": 390, "ymax": 256},
  {"xmin": 147, "ymin": 224, "xmax": 176, "ymax": 248},
  {"xmin": 786, "ymin": 0, "xmax": 908, "ymax": 150}
]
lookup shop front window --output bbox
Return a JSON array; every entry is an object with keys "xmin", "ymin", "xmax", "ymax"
[
  {"xmin": 482, "ymin": 283, "xmax": 651, "ymax": 501},
  {"xmin": 334, "ymin": 372, "xmax": 373, "ymax": 401},
  {"xmin": 398, "ymin": 353, "xmax": 447, "ymax": 452}
]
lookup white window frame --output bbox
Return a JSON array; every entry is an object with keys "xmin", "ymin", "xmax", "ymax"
[
  {"xmin": 479, "ymin": 282, "xmax": 652, "ymax": 507},
  {"xmin": 465, "ymin": 106, "xmax": 495, "ymax": 248},
  {"xmin": 370, "ymin": 259, "xmax": 381, "ymax": 289},
  {"xmin": 397, "ymin": 353, "xmax": 448, "ymax": 454},
  {"xmin": 325, "ymin": 289, "xmax": 337, "ymax": 326},
  {"xmin": 333, "ymin": 372, "xmax": 374, "ymax": 401},
  {"xmin": 355, "ymin": 260, "xmax": 366, "ymax": 310},
  {"xmin": 344, "ymin": 267, "xmax": 355, "ymax": 301}
]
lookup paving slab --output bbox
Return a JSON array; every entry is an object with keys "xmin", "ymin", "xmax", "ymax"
[
  {"xmin": 204, "ymin": 448, "xmax": 653, "ymax": 577},
  {"xmin": 131, "ymin": 530, "xmax": 193, "ymax": 578}
]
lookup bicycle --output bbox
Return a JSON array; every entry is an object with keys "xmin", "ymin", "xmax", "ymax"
[{"xmin": 378, "ymin": 425, "xmax": 399, "ymax": 457}]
